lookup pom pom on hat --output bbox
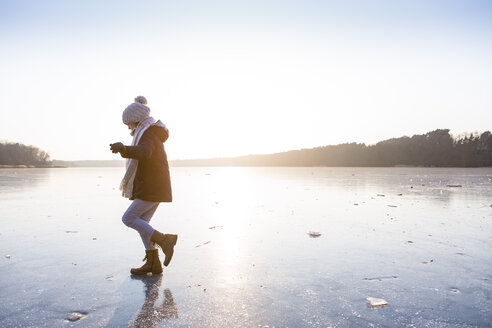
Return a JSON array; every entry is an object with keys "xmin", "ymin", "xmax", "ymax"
[
  {"xmin": 122, "ymin": 96, "xmax": 150, "ymax": 124},
  {"xmin": 134, "ymin": 96, "xmax": 147, "ymax": 105}
]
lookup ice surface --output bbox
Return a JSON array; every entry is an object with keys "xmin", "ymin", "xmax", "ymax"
[{"xmin": 1, "ymin": 167, "xmax": 491, "ymax": 327}]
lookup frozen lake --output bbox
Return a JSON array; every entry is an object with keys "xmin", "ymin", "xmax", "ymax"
[{"xmin": 0, "ymin": 167, "xmax": 491, "ymax": 327}]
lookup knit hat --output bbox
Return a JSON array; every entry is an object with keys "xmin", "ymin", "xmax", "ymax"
[{"xmin": 122, "ymin": 96, "xmax": 150, "ymax": 124}]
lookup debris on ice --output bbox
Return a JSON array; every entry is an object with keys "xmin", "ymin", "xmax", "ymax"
[
  {"xmin": 195, "ymin": 241, "xmax": 212, "ymax": 248},
  {"xmin": 308, "ymin": 231, "xmax": 322, "ymax": 238},
  {"xmin": 66, "ymin": 312, "xmax": 86, "ymax": 322},
  {"xmin": 366, "ymin": 297, "xmax": 388, "ymax": 309},
  {"xmin": 363, "ymin": 276, "xmax": 398, "ymax": 281}
]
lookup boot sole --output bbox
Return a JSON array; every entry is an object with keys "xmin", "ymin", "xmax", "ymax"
[{"xmin": 130, "ymin": 271, "xmax": 162, "ymax": 276}]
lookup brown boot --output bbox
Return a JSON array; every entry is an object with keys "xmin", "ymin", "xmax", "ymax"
[
  {"xmin": 130, "ymin": 249, "xmax": 163, "ymax": 275},
  {"xmin": 150, "ymin": 231, "xmax": 178, "ymax": 267}
]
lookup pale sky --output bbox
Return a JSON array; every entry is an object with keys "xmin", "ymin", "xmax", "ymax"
[{"xmin": 1, "ymin": 0, "xmax": 491, "ymax": 161}]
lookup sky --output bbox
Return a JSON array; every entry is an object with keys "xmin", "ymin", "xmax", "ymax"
[{"xmin": 1, "ymin": 0, "xmax": 491, "ymax": 161}]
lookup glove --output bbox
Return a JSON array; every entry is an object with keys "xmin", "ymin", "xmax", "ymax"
[{"xmin": 110, "ymin": 142, "xmax": 125, "ymax": 154}]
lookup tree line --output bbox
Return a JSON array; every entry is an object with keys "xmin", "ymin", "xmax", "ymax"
[
  {"xmin": 2, "ymin": 129, "xmax": 491, "ymax": 167},
  {"xmin": 172, "ymin": 129, "xmax": 492, "ymax": 167},
  {"xmin": 0, "ymin": 142, "xmax": 51, "ymax": 166}
]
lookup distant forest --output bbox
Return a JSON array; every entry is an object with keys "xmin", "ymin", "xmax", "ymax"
[
  {"xmin": 0, "ymin": 142, "xmax": 51, "ymax": 167},
  {"xmin": 172, "ymin": 129, "xmax": 492, "ymax": 167},
  {"xmin": 2, "ymin": 129, "xmax": 491, "ymax": 167}
]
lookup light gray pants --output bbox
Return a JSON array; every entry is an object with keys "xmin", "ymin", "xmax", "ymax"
[{"xmin": 122, "ymin": 199, "xmax": 160, "ymax": 250}]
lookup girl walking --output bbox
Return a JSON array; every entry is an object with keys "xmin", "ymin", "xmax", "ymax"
[{"xmin": 110, "ymin": 96, "xmax": 177, "ymax": 275}]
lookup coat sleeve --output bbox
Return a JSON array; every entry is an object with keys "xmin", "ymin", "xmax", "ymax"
[{"xmin": 120, "ymin": 131, "xmax": 154, "ymax": 160}]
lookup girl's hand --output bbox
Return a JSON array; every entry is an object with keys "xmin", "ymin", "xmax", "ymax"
[{"xmin": 110, "ymin": 142, "xmax": 125, "ymax": 154}]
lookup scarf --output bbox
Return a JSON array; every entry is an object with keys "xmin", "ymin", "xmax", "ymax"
[{"xmin": 119, "ymin": 116, "xmax": 155, "ymax": 198}]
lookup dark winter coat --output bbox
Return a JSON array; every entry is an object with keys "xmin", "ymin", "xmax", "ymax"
[{"xmin": 120, "ymin": 125, "xmax": 172, "ymax": 202}]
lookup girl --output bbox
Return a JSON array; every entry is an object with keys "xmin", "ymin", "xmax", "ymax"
[{"xmin": 110, "ymin": 96, "xmax": 177, "ymax": 275}]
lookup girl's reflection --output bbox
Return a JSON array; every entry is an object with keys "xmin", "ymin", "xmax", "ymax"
[{"xmin": 129, "ymin": 275, "xmax": 178, "ymax": 327}]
